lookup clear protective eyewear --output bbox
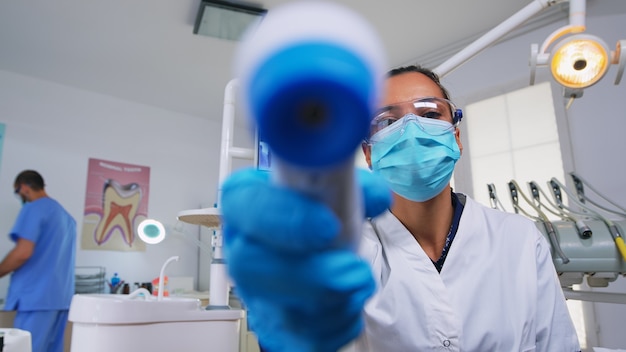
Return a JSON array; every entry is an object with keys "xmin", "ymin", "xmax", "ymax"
[{"xmin": 368, "ymin": 97, "xmax": 463, "ymax": 141}]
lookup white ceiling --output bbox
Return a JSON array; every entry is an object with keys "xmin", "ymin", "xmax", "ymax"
[{"xmin": 0, "ymin": 0, "xmax": 623, "ymax": 121}]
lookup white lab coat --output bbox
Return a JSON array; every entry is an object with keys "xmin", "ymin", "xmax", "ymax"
[{"xmin": 347, "ymin": 195, "xmax": 580, "ymax": 352}]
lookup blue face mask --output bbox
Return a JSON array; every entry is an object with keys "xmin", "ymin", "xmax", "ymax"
[
  {"xmin": 14, "ymin": 192, "xmax": 26, "ymax": 205},
  {"xmin": 370, "ymin": 116, "xmax": 461, "ymax": 202}
]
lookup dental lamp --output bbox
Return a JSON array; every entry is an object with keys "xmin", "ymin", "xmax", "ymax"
[
  {"xmin": 137, "ymin": 219, "xmax": 167, "ymax": 245},
  {"xmin": 528, "ymin": 0, "xmax": 625, "ymax": 99},
  {"xmin": 137, "ymin": 219, "xmax": 213, "ymax": 256},
  {"xmin": 435, "ymin": 0, "xmax": 625, "ymax": 101}
]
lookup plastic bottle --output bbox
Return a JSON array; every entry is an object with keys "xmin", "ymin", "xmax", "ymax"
[{"xmin": 111, "ymin": 273, "xmax": 120, "ymax": 287}]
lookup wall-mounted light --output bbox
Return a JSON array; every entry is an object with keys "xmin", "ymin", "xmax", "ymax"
[
  {"xmin": 529, "ymin": 0, "xmax": 625, "ymax": 99},
  {"xmin": 137, "ymin": 219, "xmax": 166, "ymax": 244},
  {"xmin": 193, "ymin": 0, "xmax": 267, "ymax": 41}
]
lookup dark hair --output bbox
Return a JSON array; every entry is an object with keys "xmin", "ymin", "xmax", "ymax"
[
  {"xmin": 387, "ymin": 65, "xmax": 451, "ymax": 101},
  {"xmin": 14, "ymin": 170, "xmax": 45, "ymax": 191}
]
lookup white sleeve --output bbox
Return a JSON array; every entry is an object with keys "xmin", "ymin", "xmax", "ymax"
[{"xmin": 534, "ymin": 232, "xmax": 581, "ymax": 352}]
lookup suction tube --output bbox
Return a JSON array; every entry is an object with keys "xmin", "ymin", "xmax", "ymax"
[{"xmin": 234, "ymin": 1, "xmax": 387, "ymax": 249}]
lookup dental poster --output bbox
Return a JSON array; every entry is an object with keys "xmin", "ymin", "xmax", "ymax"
[{"xmin": 81, "ymin": 158, "xmax": 151, "ymax": 251}]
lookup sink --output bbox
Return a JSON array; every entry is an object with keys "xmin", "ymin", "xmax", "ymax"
[{"xmin": 68, "ymin": 293, "xmax": 244, "ymax": 352}]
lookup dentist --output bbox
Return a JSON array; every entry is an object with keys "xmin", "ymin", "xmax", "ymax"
[{"xmin": 221, "ymin": 65, "xmax": 580, "ymax": 352}]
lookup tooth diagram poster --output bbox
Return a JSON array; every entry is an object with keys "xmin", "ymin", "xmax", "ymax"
[{"xmin": 81, "ymin": 158, "xmax": 151, "ymax": 251}]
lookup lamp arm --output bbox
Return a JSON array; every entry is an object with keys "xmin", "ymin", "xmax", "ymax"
[
  {"xmin": 568, "ymin": 0, "xmax": 586, "ymax": 28},
  {"xmin": 435, "ymin": 0, "xmax": 564, "ymax": 77},
  {"xmin": 539, "ymin": 0, "xmax": 586, "ymax": 53},
  {"xmin": 615, "ymin": 40, "xmax": 626, "ymax": 85},
  {"xmin": 539, "ymin": 24, "xmax": 585, "ymax": 54}
]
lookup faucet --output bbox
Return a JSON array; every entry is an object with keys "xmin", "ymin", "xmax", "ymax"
[{"xmin": 158, "ymin": 255, "xmax": 179, "ymax": 301}]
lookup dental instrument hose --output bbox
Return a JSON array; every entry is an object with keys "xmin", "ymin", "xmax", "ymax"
[
  {"xmin": 508, "ymin": 180, "xmax": 570, "ymax": 264},
  {"xmin": 234, "ymin": 1, "xmax": 387, "ymax": 250},
  {"xmin": 570, "ymin": 172, "xmax": 626, "ymax": 217},
  {"xmin": 550, "ymin": 178, "xmax": 626, "ymax": 261},
  {"xmin": 528, "ymin": 181, "xmax": 592, "ymax": 239}
]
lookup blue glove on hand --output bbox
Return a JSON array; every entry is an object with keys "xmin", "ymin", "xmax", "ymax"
[{"xmin": 221, "ymin": 167, "xmax": 391, "ymax": 352}]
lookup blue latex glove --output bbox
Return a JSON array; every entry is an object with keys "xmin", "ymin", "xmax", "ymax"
[{"xmin": 221, "ymin": 167, "xmax": 391, "ymax": 352}]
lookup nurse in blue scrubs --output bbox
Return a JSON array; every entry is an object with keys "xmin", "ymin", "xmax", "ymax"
[{"xmin": 0, "ymin": 170, "xmax": 76, "ymax": 352}]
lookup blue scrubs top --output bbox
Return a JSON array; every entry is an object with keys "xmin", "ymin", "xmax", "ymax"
[{"xmin": 5, "ymin": 197, "xmax": 76, "ymax": 311}]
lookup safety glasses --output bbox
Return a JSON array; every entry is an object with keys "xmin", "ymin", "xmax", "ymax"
[{"xmin": 369, "ymin": 97, "xmax": 462, "ymax": 140}]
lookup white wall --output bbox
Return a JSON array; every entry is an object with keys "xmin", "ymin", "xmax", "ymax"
[
  {"xmin": 0, "ymin": 69, "xmax": 255, "ymax": 299},
  {"xmin": 442, "ymin": 9, "xmax": 626, "ymax": 350}
]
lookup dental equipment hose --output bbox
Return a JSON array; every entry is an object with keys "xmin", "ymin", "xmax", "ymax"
[
  {"xmin": 528, "ymin": 181, "xmax": 592, "ymax": 239},
  {"xmin": 609, "ymin": 224, "xmax": 626, "ymax": 261},
  {"xmin": 550, "ymin": 178, "xmax": 626, "ymax": 261},
  {"xmin": 509, "ymin": 180, "xmax": 570, "ymax": 264},
  {"xmin": 487, "ymin": 183, "xmax": 507, "ymax": 211},
  {"xmin": 234, "ymin": 1, "xmax": 386, "ymax": 251},
  {"xmin": 570, "ymin": 172, "xmax": 626, "ymax": 218}
]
